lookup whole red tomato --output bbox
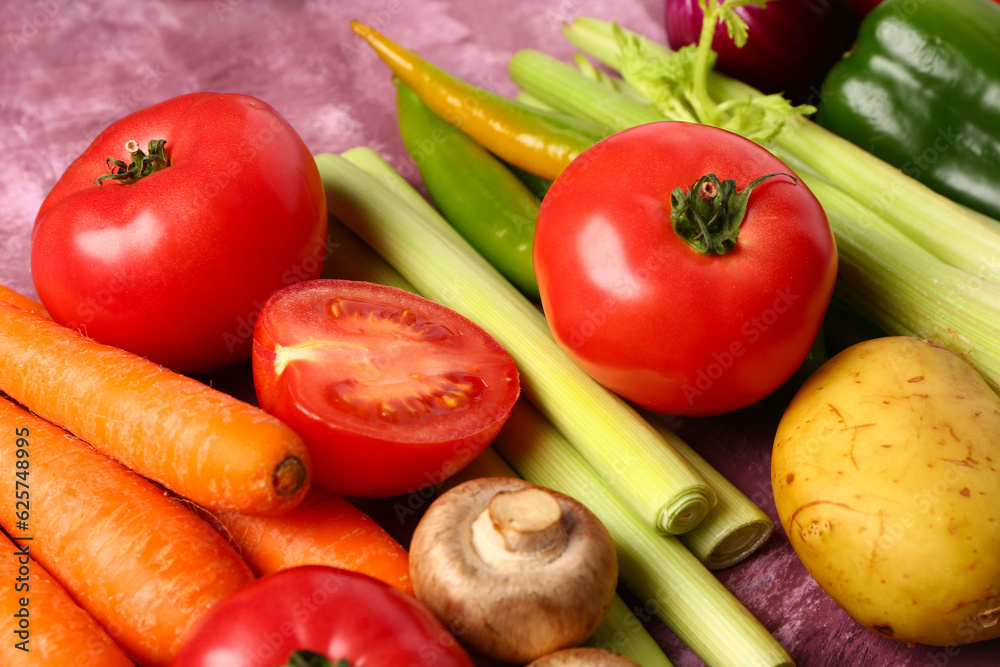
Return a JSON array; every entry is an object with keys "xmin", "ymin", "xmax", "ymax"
[
  {"xmin": 31, "ymin": 92, "xmax": 327, "ymax": 374},
  {"xmin": 252, "ymin": 279, "xmax": 520, "ymax": 497},
  {"xmin": 534, "ymin": 122, "xmax": 837, "ymax": 417},
  {"xmin": 171, "ymin": 565, "xmax": 476, "ymax": 667}
]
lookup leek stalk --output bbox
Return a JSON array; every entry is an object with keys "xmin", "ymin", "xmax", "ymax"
[{"xmin": 645, "ymin": 414, "xmax": 774, "ymax": 570}]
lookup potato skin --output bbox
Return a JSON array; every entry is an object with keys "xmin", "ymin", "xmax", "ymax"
[{"xmin": 772, "ymin": 336, "xmax": 1000, "ymax": 646}]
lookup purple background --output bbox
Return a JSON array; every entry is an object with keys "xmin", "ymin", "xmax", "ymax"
[{"xmin": 2, "ymin": 1, "xmax": 998, "ymax": 666}]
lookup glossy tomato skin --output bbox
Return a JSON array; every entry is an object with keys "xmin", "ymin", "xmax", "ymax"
[
  {"xmin": 252, "ymin": 279, "xmax": 520, "ymax": 497},
  {"xmin": 171, "ymin": 565, "xmax": 476, "ymax": 667},
  {"xmin": 31, "ymin": 92, "xmax": 327, "ymax": 374},
  {"xmin": 535, "ymin": 122, "xmax": 837, "ymax": 417}
]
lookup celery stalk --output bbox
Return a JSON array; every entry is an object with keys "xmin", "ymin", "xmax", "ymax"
[
  {"xmin": 321, "ymin": 215, "xmax": 413, "ymax": 291},
  {"xmin": 509, "ymin": 49, "xmax": 664, "ymax": 130},
  {"xmin": 315, "ymin": 149, "xmax": 716, "ymax": 535},
  {"xmin": 645, "ymin": 414, "xmax": 774, "ymax": 570},
  {"xmin": 589, "ymin": 593, "xmax": 676, "ymax": 667},
  {"xmin": 319, "ymin": 218, "xmax": 675, "ymax": 667},
  {"xmin": 493, "ymin": 400, "xmax": 794, "ymax": 667}
]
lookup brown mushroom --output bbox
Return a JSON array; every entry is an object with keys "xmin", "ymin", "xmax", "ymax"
[
  {"xmin": 409, "ymin": 477, "xmax": 619, "ymax": 664},
  {"xmin": 526, "ymin": 647, "xmax": 643, "ymax": 666}
]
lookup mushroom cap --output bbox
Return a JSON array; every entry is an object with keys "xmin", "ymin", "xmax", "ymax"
[
  {"xmin": 526, "ymin": 647, "xmax": 643, "ymax": 666},
  {"xmin": 409, "ymin": 477, "xmax": 619, "ymax": 664}
]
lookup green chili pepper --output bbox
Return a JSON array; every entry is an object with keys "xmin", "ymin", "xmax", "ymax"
[
  {"xmin": 352, "ymin": 21, "xmax": 612, "ymax": 182},
  {"xmin": 396, "ymin": 81, "xmax": 541, "ymax": 301},
  {"xmin": 816, "ymin": 0, "xmax": 1000, "ymax": 221}
]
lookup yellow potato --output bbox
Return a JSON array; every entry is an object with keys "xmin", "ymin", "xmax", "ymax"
[{"xmin": 772, "ymin": 336, "xmax": 1000, "ymax": 646}]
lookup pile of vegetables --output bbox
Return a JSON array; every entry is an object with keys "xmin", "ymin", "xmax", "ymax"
[{"xmin": 4, "ymin": 0, "xmax": 1000, "ymax": 664}]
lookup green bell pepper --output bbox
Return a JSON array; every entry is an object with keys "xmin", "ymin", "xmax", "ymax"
[
  {"xmin": 396, "ymin": 81, "xmax": 541, "ymax": 301},
  {"xmin": 816, "ymin": 0, "xmax": 1000, "ymax": 221}
]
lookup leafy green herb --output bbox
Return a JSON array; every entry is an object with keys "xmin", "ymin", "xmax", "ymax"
[{"xmin": 614, "ymin": 0, "xmax": 814, "ymax": 142}]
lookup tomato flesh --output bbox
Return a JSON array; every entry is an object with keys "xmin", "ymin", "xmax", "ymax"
[{"xmin": 253, "ymin": 280, "xmax": 520, "ymax": 497}]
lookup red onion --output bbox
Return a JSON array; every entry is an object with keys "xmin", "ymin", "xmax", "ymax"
[{"xmin": 664, "ymin": 0, "xmax": 859, "ymax": 105}]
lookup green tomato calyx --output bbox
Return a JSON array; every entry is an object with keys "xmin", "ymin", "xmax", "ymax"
[
  {"xmin": 282, "ymin": 650, "xmax": 350, "ymax": 667},
  {"xmin": 670, "ymin": 171, "xmax": 795, "ymax": 256},
  {"xmin": 94, "ymin": 139, "xmax": 169, "ymax": 185}
]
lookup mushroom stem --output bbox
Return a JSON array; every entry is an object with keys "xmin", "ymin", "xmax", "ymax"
[{"xmin": 471, "ymin": 488, "xmax": 567, "ymax": 567}]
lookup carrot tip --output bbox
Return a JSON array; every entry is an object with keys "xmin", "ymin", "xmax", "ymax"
[{"xmin": 274, "ymin": 456, "xmax": 308, "ymax": 497}]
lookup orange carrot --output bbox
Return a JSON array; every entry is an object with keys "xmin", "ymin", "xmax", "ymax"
[
  {"xmin": 0, "ymin": 285, "xmax": 48, "ymax": 319},
  {"xmin": 0, "ymin": 531, "xmax": 133, "ymax": 667},
  {"xmin": 0, "ymin": 302, "xmax": 310, "ymax": 515},
  {"xmin": 0, "ymin": 396, "xmax": 255, "ymax": 666},
  {"xmin": 212, "ymin": 485, "xmax": 414, "ymax": 596}
]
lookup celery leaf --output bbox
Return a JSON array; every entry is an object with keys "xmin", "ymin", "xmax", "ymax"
[{"xmin": 718, "ymin": 0, "xmax": 770, "ymax": 48}]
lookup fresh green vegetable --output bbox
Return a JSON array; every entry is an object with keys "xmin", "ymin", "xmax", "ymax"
[
  {"xmin": 504, "ymin": 161, "xmax": 552, "ymax": 200},
  {"xmin": 506, "ymin": 16, "xmax": 1000, "ymax": 392},
  {"xmin": 493, "ymin": 400, "xmax": 793, "ymax": 667},
  {"xmin": 350, "ymin": 21, "xmax": 612, "ymax": 182},
  {"xmin": 315, "ymin": 148, "xmax": 716, "ymax": 535},
  {"xmin": 816, "ymin": 0, "xmax": 1000, "ymax": 222},
  {"xmin": 643, "ymin": 413, "xmax": 774, "ymax": 570},
  {"xmin": 587, "ymin": 594, "xmax": 676, "ymax": 667},
  {"xmin": 396, "ymin": 81, "xmax": 540, "ymax": 300}
]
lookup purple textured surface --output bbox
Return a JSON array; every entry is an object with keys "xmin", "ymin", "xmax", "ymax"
[{"xmin": 2, "ymin": 2, "xmax": 999, "ymax": 666}]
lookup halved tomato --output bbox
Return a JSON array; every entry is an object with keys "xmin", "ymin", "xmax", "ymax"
[{"xmin": 252, "ymin": 279, "xmax": 520, "ymax": 497}]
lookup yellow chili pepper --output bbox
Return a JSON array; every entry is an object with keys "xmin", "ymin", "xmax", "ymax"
[{"xmin": 350, "ymin": 21, "xmax": 613, "ymax": 182}]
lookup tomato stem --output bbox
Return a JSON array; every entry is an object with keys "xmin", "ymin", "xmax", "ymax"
[
  {"xmin": 670, "ymin": 172, "xmax": 795, "ymax": 255},
  {"xmin": 94, "ymin": 138, "xmax": 169, "ymax": 185}
]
